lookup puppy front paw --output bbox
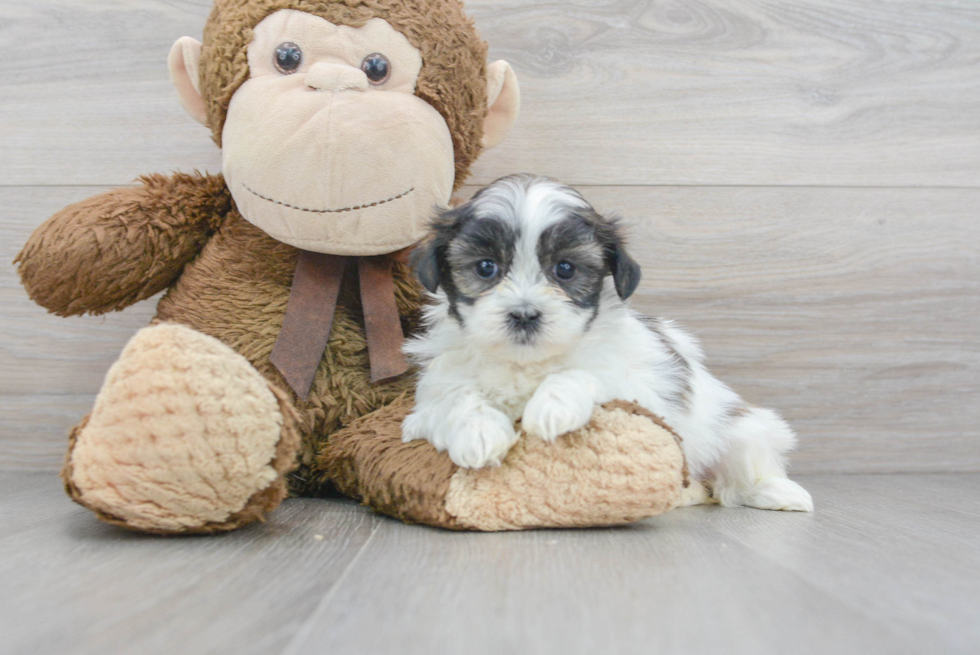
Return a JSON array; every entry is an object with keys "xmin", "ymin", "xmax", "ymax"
[
  {"xmin": 447, "ymin": 407, "xmax": 519, "ymax": 469},
  {"xmin": 522, "ymin": 385, "xmax": 595, "ymax": 443},
  {"xmin": 403, "ymin": 402, "xmax": 518, "ymax": 469}
]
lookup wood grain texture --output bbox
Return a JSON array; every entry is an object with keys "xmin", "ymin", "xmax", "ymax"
[
  {"xmin": 282, "ymin": 473, "xmax": 980, "ymax": 655},
  {"xmin": 670, "ymin": 474, "xmax": 980, "ymax": 654},
  {"xmin": 0, "ymin": 187, "xmax": 158, "ymax": 398},
  {"xmin": 0, "ymin": 0, "xmax": 221, "ymax": 186},
  {"xmin": 4, "ymin": 185, "xmax": 977, "ymax": 474},
  {"xmin": 2, "ymin": 0, "xmax": 979, "ymax": 187},
  {"xmin": 3, "ymin": 472, "xmax": 978, "ymax": 655},
  {"xmin": 471, "ymin": 0, "xmax": 980, "ymax": 187},
  {"xmin": 0, "ymin": 472, "xmax": 383, "ymax": 655},
  {"xmin": 0, "ymin": 395, "xmax": 91, "ymax": 474}
]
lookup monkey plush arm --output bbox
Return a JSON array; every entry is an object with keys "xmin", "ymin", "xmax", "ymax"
[{"xmin": 16, "ymin": 172, "xmax": 231, "ymax": 316}]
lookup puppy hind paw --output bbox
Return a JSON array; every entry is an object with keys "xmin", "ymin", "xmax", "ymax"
[
  {"xmin": 729, "ymin": 477, "xmax": 814, "ymax": 512},
  {"xmin": 679, "ymin": 480, "xmax": 718, "ymax": 507}
]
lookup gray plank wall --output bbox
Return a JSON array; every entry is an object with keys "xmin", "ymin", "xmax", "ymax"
[{"xmin": 1, "ymin": 0, "xmax": 978, "ymax": 474}]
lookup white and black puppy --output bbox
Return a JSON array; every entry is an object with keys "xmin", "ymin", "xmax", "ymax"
[{"xmin": 402, "ymin": 174, "xmax": 812, "ymax": 511}]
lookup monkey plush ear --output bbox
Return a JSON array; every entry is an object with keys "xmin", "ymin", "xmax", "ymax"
[
  {"xmin": 481, "ymin": 61, "xmax": 521, "ymax": 150},
  {"xmin": 168, "ymin": 37, "xmax": 207, "ymax": 126}
]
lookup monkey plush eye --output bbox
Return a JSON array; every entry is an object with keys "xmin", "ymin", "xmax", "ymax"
[
  {"xmin": 361, "ymin": 53, "xmax": 391, "ymax": 85},
  {"xmin": 475, "ymin": 259, "xmax": 499, "ymax": 280},
  {"xmin": 554, "ymin": 261, "xmax": 576, "ymax": 280},
  {"xmin": 274, "ymin": 42, "xmax": 303, "ymax": 74}
]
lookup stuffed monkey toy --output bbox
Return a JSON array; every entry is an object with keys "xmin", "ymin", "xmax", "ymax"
[{"xmin": 16, "ymin": 0, "xmax": 686, "ymax": 534}]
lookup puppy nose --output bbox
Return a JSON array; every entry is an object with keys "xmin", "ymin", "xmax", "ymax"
[
  {"xmin": 508, "ymin": 308, "xmax": 542, "ymax": 329},
  {"xmin": 306, "ymin": 63, "xmax": 369, "ymax": 92}
]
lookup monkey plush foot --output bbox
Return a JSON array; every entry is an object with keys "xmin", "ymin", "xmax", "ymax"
[
  {"xmin": 322, "ymin": 398, "xmax": 687, "ymax": 530},
  {"xmin": 63, "ymin": 323, "xmax": 301, "ymax": 534}
]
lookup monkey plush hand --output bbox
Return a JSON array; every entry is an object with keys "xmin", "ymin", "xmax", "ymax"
[{"xmin": 17, "ymin": 0, "xmax": 686, "ymax": 533}]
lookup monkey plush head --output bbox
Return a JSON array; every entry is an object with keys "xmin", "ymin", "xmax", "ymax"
[{"xmin": 168, "ymin": 0, "xmax": 519, "ymax": 256}]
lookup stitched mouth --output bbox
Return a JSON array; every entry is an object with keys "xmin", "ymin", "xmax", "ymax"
[{"xmin": 243, "ymin": 184, "xmax": 414, "ymax": 214}]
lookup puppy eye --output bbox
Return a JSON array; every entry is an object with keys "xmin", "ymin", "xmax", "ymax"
[
  {"xmin": 475, "ymin": 259, "xmax": 499, "ymax": 280},
  {"xmin": 274, "ymin": 42, "xmax": 303, "ymax": 74},
  {"xmin": 361, "ymin": 53, "xmax": 391, "ymax": 85},
  {"xmin": 554, "ymin": 261, "xmax": 576, "ymax": 280}
]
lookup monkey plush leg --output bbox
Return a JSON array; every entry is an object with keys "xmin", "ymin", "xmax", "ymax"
[
  {"xmin": 63, "ymin": 323, "xmax": 301, "ymax": 534},
  {"xmin": 322, "ymin": 399, "xmax": 687, "ymax": 530}
]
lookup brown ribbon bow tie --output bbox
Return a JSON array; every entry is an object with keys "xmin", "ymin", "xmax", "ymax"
[{"xmin": 270, "ymin": 250, "xmax": 410, "ymax": 399}]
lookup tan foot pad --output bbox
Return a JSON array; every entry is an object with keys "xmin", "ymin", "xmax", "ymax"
[
  {"xmin": 323, "ymin": 398, "xmax": 687, "ymax": 531},
  {"xmin": 65, "ymin": 323, "xmax": 298, "ymax": 533}
]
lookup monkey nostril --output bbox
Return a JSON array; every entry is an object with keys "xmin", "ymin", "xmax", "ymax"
[{"xmin": 305, "ymin": 64, "xmax": 369, "ymax": 92}]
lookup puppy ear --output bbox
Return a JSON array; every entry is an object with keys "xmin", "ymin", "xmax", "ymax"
[
  {"xmin": 610, "ymin": 245, "xmax": 642, "ymax": 300},
  {"xmin": 412, "ymin": 206, "xmax": 463, "ymax": 293},
  {"xmin": 411, "ymin": 236, "xmax": 442, "ymax": 293},
  {"xmin": 594, "ymin": 215, "xmax": 642, "ymax": 300}
]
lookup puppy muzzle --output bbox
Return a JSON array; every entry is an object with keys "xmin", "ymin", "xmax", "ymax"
[{"xmin": 506, "ymin": 307, "xmax": 543, "ymax": 344}]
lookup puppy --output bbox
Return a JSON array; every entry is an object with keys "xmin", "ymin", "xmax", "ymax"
[{"xmin": 402, "ymin": 174, "xmax": 813, "ymax": 511}]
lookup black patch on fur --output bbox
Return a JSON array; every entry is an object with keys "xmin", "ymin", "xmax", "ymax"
[
  {"xmin": 640, "ymin": 316, "xmax": 694, "ymax": 410},
  {"xmin": 583, "ymin": 304, "xmax": 602, "ymax": 332},
  {"xmin": 537, "ymin": 212, "xmax": 607, "ymax": 310},
  {"xmin": 411, "ymin": 199, "xmax": 518, "ymax": 326},
  {"xmin": 537, "ymin": 207, "xmax": 642, "ymax": 309},
  {"xmin": 447, "ymin": 216, "xmax": 517, "ymax": 299}
]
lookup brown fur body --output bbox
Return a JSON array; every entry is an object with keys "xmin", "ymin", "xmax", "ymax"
[
  {"xmin": 152, "ymin": 182, "xmax": 424, "ymax": 494},
  {"xmin": 18, "ymin": 171, "xmax": 422, "ymax": 498}
]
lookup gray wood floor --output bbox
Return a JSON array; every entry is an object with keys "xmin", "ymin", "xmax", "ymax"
[
  {"xmin": 2, "ymin": 2, "xmax": 978, "ymax": 653},
  {"xmin": 2, "ymin": 472, "xmax": 978, "ymax": 655}
]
